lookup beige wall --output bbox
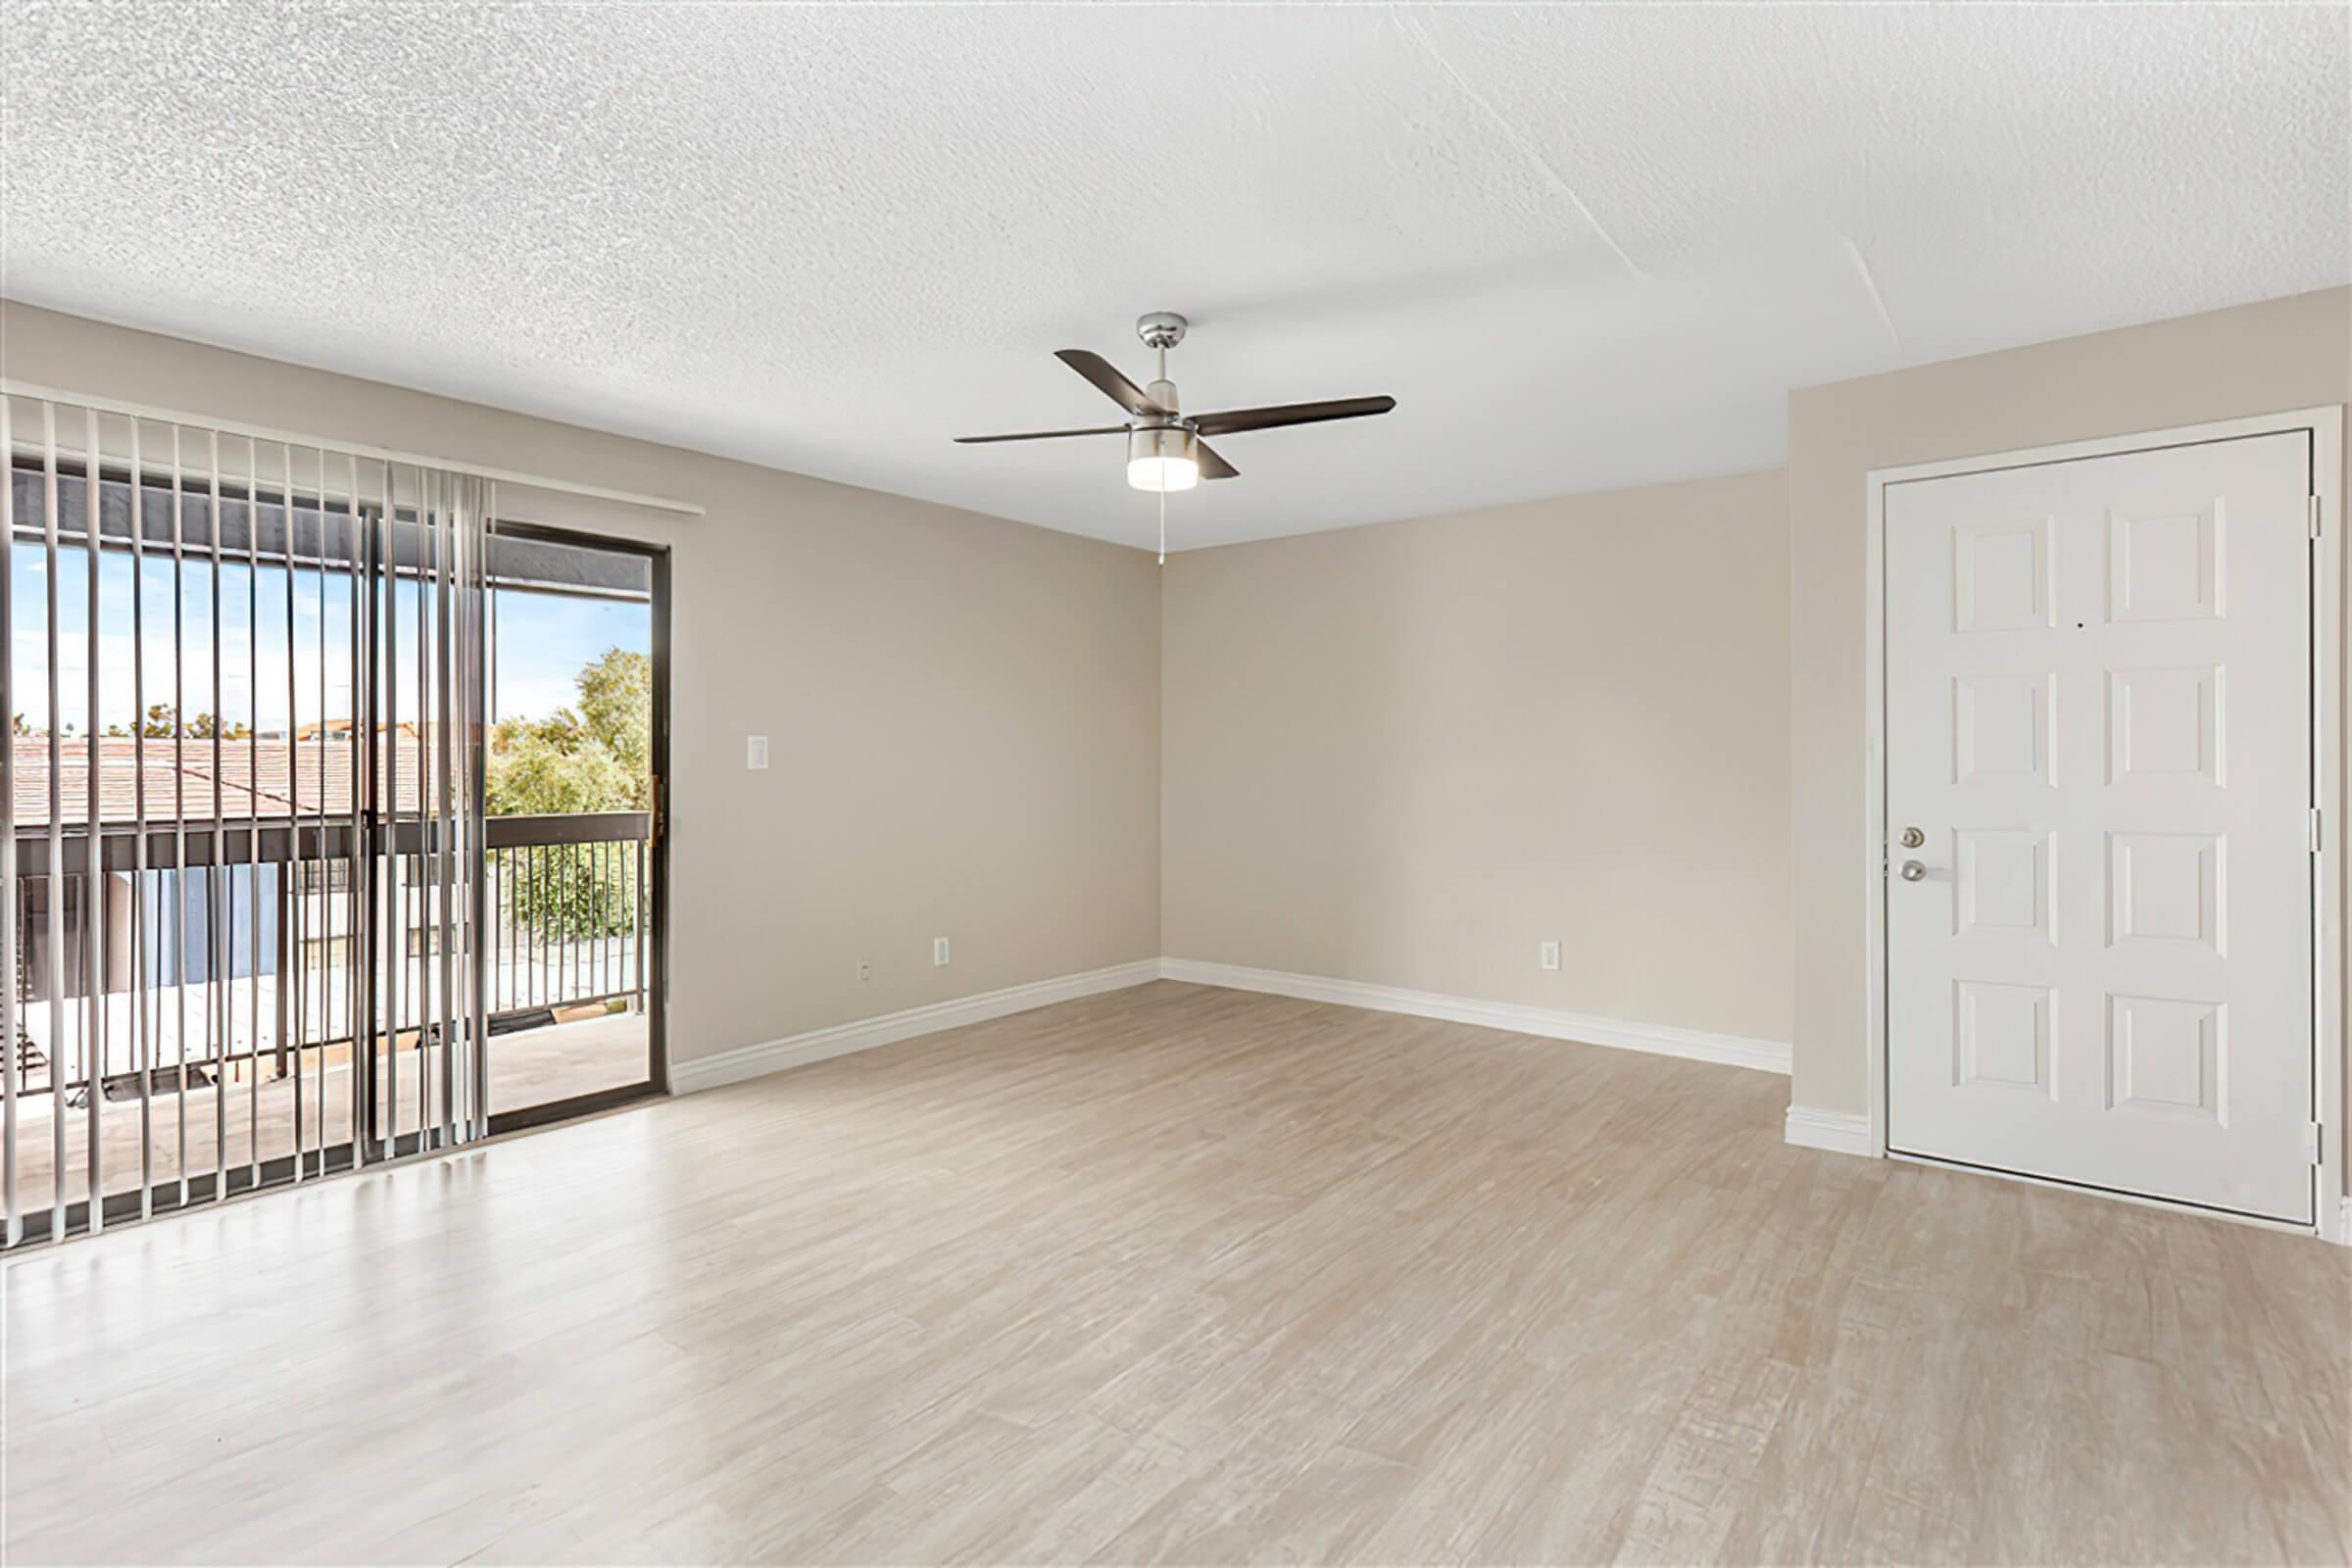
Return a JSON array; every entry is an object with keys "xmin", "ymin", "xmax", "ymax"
[
  {"xmin": 1162, "ymin": 468, "xmax": 1792, "ymax": 1046},
  {"xmin": 0, "ymin": 302, "xmax": 1162, "ymax": 1066},
  {"xmin": 1788, "ymin": 287, "xmax": 2352, "ymax": 1130}
]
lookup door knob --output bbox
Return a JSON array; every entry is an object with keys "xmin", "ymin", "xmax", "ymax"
[{"xmin": 1899, "ymin": 859, "xmax": 1927, "ymax": 882}]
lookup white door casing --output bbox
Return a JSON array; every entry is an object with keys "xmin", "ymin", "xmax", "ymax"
[{"xmin": 1884, "ymin": 431, "xmax": 2317, "ymax": 1224}]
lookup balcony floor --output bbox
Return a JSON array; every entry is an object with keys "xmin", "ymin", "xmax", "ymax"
[{"xmin": 0, "ymin": 1009, "xmax": 652, "ymax": 1223}]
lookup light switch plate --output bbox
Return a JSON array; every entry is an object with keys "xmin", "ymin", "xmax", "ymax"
[
  {"xmin": 1540, "ymin": 941, "xmax": 1561, "ymax": 971},
  {"xmin": 747, "ymin": 735, "xmax": 769, "ymax": 770}
]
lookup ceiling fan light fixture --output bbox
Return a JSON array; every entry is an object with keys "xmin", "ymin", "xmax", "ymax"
[
  {"xmin": 1126, "ymin": 426, "xmax": 1200, "ymax": 492},
  {"xmin": 956, "ymin": 313, "xmax": 1393, "ymax": 492}
]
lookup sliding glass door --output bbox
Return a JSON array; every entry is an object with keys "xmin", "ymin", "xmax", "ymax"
[{"xmin": 479, "ymin": 523, "xmax": 666, "ymax": 1127}]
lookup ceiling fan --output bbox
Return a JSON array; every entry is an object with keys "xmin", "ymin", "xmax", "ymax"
[{"xmin": 956, "ymin": 312, "xmax": 1396, "ymax": 495}]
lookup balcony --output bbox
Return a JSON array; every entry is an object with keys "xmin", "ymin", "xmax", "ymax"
[{"xmin": 6, "ymin": 748, "xmax": 653, "ymax": 1228}]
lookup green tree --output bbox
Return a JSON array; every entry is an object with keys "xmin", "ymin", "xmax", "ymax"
[
  {"xmin": 575, "ymin": 647, "xmax": 651, "ymax": 808},
  {"xmin": 490, "ymin": 716, "xmax": 634, "ymax": 817},
  {"xmin": 186, "ymin": 712, "xmax": 250, "ymax": 741},
  {"xmin": 487, "ymin": 646, "xmax": 650, "ymax": 943}
]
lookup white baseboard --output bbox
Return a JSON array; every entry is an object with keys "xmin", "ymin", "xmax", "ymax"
[
  {"xmin": 671, "ymin": 956, "xmax": 1789, "ymax": 1098},
  {"xmin": 670, "ymin": 959, "xmax": 1162, "ymax": 1095},
  {"xmin": 1784, "ymin": 1104, "xmax": 1875, "ymax": 1157},
  {"xmin": 2333, "ymin": 1194, "xmax": 2352, "ymax": 1248},
  {"xmin": 1159, "ymin": 958, "xmax": 1790, "ymax": 1075}
]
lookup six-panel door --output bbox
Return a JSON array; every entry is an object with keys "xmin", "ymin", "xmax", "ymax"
[{"xmin": 1885, "ymin": 432, "xmax": 2315, "ymax": 1224}]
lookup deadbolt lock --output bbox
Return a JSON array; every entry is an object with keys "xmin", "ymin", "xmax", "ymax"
[{"xmin": 1899, "ymin": 825, "xmax": 1926, "ymax": 849}]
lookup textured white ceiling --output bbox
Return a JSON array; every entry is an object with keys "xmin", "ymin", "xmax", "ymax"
[{"xmin": 4, "ymin": 4, "xmax": 2346, "ymax": 550}]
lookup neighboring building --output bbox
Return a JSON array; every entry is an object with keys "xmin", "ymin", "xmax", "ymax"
[{"xmin": 9, "ymin": 732, "xmax": 456, "ymax": 1002}]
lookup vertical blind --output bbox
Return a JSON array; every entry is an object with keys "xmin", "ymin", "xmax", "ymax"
[{"xmin": 0, "ymin": 394, "xmax": 494, "ymax": 1243}]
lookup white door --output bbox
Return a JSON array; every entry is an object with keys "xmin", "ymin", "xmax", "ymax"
[{"xmin": 1885, "ymin": 431, "xmax": 2316, "ymax": 1224}]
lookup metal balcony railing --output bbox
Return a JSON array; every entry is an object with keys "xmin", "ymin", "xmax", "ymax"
[
  {"xmin": 7, "ymin": 809, "xmax": 650, "ymax": 1105},
  {"xmin": 484, "ymin": 812, "xmax": 651, "ymax": 1020}
]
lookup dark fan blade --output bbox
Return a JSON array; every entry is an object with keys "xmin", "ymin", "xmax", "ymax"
[
  {"xmin": 1195, "ymin": 440, "xmax": 1239, "ymax": 480},
  {"xmin": 1055, "ymin": 349, "xmax": 1169, "ymax": 416},
  {"xmin": 954, "ymin": 425, "xmax": 1128, "ymax": 444},
  {"xmin": 1190, "ymin": 395, "xmax": 1396, "ymax": 437}
]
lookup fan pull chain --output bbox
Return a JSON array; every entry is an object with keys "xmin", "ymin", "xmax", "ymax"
[{"xmin": 1157, "ymin": 487, "xmax": 1166, "ymax": 565}]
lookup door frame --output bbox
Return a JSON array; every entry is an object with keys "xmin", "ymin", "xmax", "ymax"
[
  {"xmin": 1863, "ymin": 406, "xmax": 2346, "ymax": 1241},
  {"xmin": 480, "ymin": 517, "xmax": 672, "ymax": 1135}
]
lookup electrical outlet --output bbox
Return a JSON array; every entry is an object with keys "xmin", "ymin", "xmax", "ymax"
[
  {"xmin": 856, "ymin": 957, "xmax": 872, "ymax": 982},
  {"xmin": 933, "ymin": 937, "xmax": 951, "ymax": 967},
  {"xmin": 1540, "ymin": 941, "xmax": 1561, "ymax": 971}
]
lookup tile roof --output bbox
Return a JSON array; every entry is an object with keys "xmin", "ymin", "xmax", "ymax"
[{"xmin": 8, "ymin": 733, "xmax": 452, "ymax": 826}]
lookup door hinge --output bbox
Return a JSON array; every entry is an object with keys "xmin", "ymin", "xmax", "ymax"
[
  {"xmin": 2311, "ymin": 808, "xmax": 2324, "ymax": 853},
  {"xmin": 2311, "ymin": 495, "xmax": 2324, "ymax": 540},
  {"xmin": 2306, "ymin": 1122, "xmax": 2324, "ymax": 1164}
]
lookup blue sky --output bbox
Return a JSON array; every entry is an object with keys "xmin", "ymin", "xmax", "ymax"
[
  {"xmin": 6, "ymin": 542, "xmax": 648, "ymax": 733},
  {"xmin": 490, "ymin": 588, "xmax": 651, "ymax": 723}
]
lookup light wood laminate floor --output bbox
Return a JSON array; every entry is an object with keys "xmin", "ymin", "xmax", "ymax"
[{"xmin": 7, "ymin": 980, "xmax": 2347, "ymax": 1565}]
